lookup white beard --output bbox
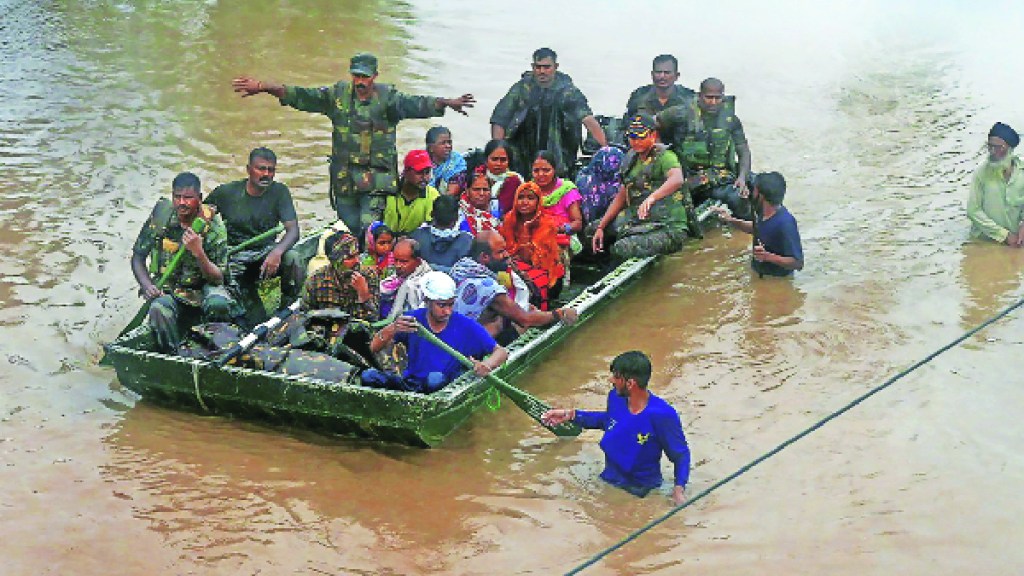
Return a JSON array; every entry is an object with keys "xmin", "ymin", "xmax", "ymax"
[{"xmin": 985, "ymin": 148, "xmax": 1015, "ymax": 177}]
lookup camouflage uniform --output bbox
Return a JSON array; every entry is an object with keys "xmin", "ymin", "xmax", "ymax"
[
  {"xmin": 278, "ymin": 82, "xmax": 444, "ymax": 235},
  {"xmin": 132, "ymin": 199, "xmax": 241, "ymax": 351},
  {"xmin": 622, "ymin": 84, "xmax": 695, "ymax": 149},
  {"xmin": 609, "ymin": 145, "xmax": 689, "ymax": 260},
  {"xmin": 658, "ymin": 97, "xmax": 749, "ymax": 218},
  {"xmin": 490, "ymin": 71, "xmax": 594, "ymax": 177}
]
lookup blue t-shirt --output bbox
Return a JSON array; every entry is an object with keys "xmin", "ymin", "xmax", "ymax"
[
  {"xmin": 394, "ymin": 307, "xmax": 497, "ymax": 388},
  {"xmin": 575, "ymin": 391, "xmax": 690, "ymax": 494},
  {"xmin": 754, "ymin": 205, "xmax": 803, "ymax": 277}
]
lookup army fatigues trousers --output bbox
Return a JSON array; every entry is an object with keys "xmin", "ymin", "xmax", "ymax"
[
  {"xmin": 148, "ymin": 285, "xmax": 239, "ymax": 352},
  {"xmin": 606, "ymin": 214, "xmax": 689, "ymax": 261},
  {"xmin": 228, "ymin": 245, "xmax": 306, "ymax": 325},
  {"xmin": 692, "ymin": 181, "xmax": 751, "ymax": 221},
  {"xmin": 333, "ymin": 193, "xmax": 387, "ymax": 240}
]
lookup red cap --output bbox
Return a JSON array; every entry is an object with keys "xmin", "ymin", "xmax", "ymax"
[{"xmin": 404, "ymin": 149, "xmax": 433, "ymax": 171}]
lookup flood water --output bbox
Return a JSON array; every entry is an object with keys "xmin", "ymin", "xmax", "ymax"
[{"xmin": 2, "ymin": 0, "xmax": 1024, "ymax": 574}]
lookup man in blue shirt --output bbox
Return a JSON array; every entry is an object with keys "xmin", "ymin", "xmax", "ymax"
[
  {"xmin": 364, "ymin": 271, "xmax": 508, "ymax": 393},
  {"xmin": 543, "ymin": 351, "xmax": 690, "ymax": 505},
  {"xmin": 713, "ymin": 171, "xmax": 804, "ymax": 276}
]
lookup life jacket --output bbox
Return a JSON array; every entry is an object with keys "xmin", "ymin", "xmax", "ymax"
[
  {"xmin": 147, "ymin": 198, "xmax": 215, "ymax": 276},
  {"xmin": 328, "ymin": 82, "xmax": 397, "ymax": 194},
  {"xmin": 678, "ymin": 95, "xmax": 738, "ymax": 172}
]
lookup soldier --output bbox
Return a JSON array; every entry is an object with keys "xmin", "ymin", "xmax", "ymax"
[
  {"xmin": 206, "ymin": 148, "xmax": 303, "ymax": 319},
  {"xmin": 622, "ymin": 54, "xmax": 695, "ymax": 151},
  {"xmin": 591, "ymin": 115, "xmax": 689, "ymax": 260},
  {"xmin": 657, "ymin": 77, "xmax": 752, "ymax": 219},
  {"xmin": 130, "ymin": 172, "xmax": 240, "ymax": 352},
  {"xmin": 231, "ymin": 52, "xmax": 475, "ymax": 237},
  {"xmin": 490, "ymin": 47, "xmax": 607, "ymax": 178}
]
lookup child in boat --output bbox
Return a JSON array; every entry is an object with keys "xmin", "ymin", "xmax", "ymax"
[{"xmin": 361, "ymin": 221, "xmax": 396, "ymax": 277}]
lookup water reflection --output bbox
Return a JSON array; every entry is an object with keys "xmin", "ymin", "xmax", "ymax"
[{"xmin": 957, "ymin": 241, "xmax": 1024, "ymax": 331}]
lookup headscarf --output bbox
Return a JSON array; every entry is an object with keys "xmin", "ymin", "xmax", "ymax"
[
  {"xmin": 328, "ymin": 233, "xmax": 360, "ymax": 263},
  {"xmin": 499, "ymin": 182, "xmax": 563, "ymax": 286},
  {"xmin": 430, "ymin": 149, "xmax": 468, "ymax": 191},
  {"xmin": 460, "ymin": 167, "xmax": 501, "ymax": 235},
  {"xmin": 362, "ymin": 221, "xmax": 396, "ymax": 273},
  {"xmin": 576, "ymin": 146, "xmax": 625, "ymax": 223}
]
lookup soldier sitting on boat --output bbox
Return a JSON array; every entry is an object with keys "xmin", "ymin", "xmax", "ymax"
[
  {"xmin": 130, "ymin": 172, "xmax": 242, "ymax": 352},
  {"xmin": 205, "ymin": 147, "xmax": 303, "ymax": 325},
  {"xmin": 364, "ymin": 271, "xmax": 509, "ymax": 393},
  {"xmin": 590, "ymin": 114, "xmax": 691, "ymax": 260}
]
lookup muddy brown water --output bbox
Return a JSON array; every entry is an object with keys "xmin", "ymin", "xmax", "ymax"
[{"xmin": 2, "ymin": 1, "xmax": 1023, "ymax": 574}]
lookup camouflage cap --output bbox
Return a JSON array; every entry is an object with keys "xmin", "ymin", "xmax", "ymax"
[
  {"xmin": 350, "ymin": 52, "xmax": 378, "ymax": 76},
  {"xmin": 625, "ymin": 114, "xmax": 657, "ymax": 139}
]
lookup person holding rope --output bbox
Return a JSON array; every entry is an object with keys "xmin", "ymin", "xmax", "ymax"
[{"xmin": 543, "ymin": 350, "xmax": 690, "ymax": 505}]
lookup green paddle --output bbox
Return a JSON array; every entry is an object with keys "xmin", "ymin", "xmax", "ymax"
[
  {"xmin": 113, "ymin": 223, "xmax": 285, "ymax": 339},
  {"xmin": 414, "ymin": 322, "xmax": 582, "ymax": 437}
]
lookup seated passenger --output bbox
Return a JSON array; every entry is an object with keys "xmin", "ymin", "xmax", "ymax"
[
  {"xmin": 499, "ymin": 182, "xmax": 565, "ymax": 310},
  {"xmin": 301, "ymin": 233, "xmax": 381, "ymax": 321},
  {"xmin": 131, "ymin": 172, "xmax": 240, "ymax": 352},
  {"xmin": 380, "ymin": 238, "xmax": 433, "ymax": 321},
  {"xmin": 459, "ymin": 167, "xmax": 501, "ymax": 236},
  {"xmin": 576, "ymin": 146, "xmax": 626, "ymax": 226},
  {"xmin": 384, "ymin": 149, "xmax": 442, "ymax": 235},
  {"xmin": 426, "ymin": 126, "xmax": 467, "ymax": 196},
  {"xmin": 360, "ymin": 221, "xmax": 396, "ymax": 276},
  {"xmin": 365, "ymin": 271, "xmax": 509, "ymax": 393},
  {"xmin": 409, "ymin": 195, "xmax": 473, "ymax": 273},
  {"xmin": 206, "ymin": 147, "xmax": 303, "ymax": 316},
  {"xmin": 481, "ymin": 139, "xmax": 524, "ymax": 215},
  {"xmin": 532, "ymin": 150, "xmax": 584, "ymax": 244},
  {"xmin": 591, "ymin": 114, "xmax": 689, "ymax": 260},
  {"xmin": 450, "ymin": 231, "xmax": 578, "ymax": 345}
]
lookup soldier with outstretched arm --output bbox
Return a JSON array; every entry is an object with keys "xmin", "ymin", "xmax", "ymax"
[{"xmin": 231, "ymin": 52, "xmax": 475, "ymax": 238}]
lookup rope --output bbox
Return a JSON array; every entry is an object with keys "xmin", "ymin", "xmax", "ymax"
[
  {"xmin": 192, "ymin": 362, "xmax": 209, "ymax": 412},
  {"xmin": 566, "ymin": 295, "xmax": 1024, "ymax": 575}
]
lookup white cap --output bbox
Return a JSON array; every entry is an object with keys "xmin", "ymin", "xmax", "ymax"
[{"xmin": 420, "ymin": 271, "xmax": 457, "ymax": 301}]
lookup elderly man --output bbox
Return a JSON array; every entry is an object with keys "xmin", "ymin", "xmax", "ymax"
[
  {"xmin": 967, "ymin": 122, "xmax": 1024, "ymax": 246},
  {"xmin": 622, "ymin": 54, "xmax": 695, "ymax": 150},
  {"xmin": 658, "ymin": 77, "xmax": 752, "ymax": 220},
  {"xmin": 714, "ymin": 172, "xmax": 804, "ymax": 277},
  {"xmin": 301, "ymin": 233, "xmax": 380, "ymax": 321},
  {"xmin": 383, "ymin": 149, "xmax": 442, "ymax": 235},
  {"xmin": 450, "ymin": 230, "xmax": 578, "ymax": 345},
  {"xmin": 231, "ymin": 52, "xmax": 475, "ymax": 237},
  {"xmin": 490, "ymin": 47, "xmax": 607, "ymax": 177},
  {"xmin": 543, "ymin": 351, "xmax": 691, "ymax": 505},
  {"xmin": 380, "ymin": 238, "xmax": 433, "ymax": 321},
  {"xmin": 131, "ymin": 172, "xmax": 240, "ymax": 351},
  {"xmin": 365, "ymin": 271, "xmax": 508, "ymax": 393}
]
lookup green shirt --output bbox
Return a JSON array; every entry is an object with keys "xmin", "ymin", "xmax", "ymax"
[
  {"xmin": 132, "ymin": 204, "xmax": 229, "ymax": 306},
  {"xmin": 967, "ymin": 157, "xmax": 1024, "ymax": 242},
  {"xmin": 622, "ymin": 148, "xmax": 687, "ymax": 229},
  {"xmin": 383, "ymin": 184, "xmax": 441, "ymax": 234},
  {"xmin": 206, "ymin": 179, "xmax": 297, "ymax": 248}
]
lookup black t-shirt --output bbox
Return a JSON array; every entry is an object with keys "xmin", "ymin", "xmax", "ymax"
[{"xmin": 206, "ymin": 179, "xmax": 297, "ymax": 248}]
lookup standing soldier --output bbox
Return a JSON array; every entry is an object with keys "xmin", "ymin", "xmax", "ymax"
[
  {"xmin": 231, "ymin": 52, "xmax": 475, "ymax": 237},
  {"xmin": 658, "ymin": 77, "xmax": 752, "ymax": 220},
  {"xmin": 490, "ymin": 47, "xmax": 607, "ymax": 177}
]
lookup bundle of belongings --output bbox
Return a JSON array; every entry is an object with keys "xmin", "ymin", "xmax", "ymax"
[{"xmin": 177, "ymin": 308, "xmax": 372, "ymax": 385}]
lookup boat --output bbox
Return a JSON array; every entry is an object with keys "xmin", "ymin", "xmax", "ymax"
[{"xmin": 104, "ymin": 249, "xmax": 659, "ymax": 447}]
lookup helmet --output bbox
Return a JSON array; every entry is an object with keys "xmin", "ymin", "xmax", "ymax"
[{"xmin": 420, "ymin": 271, "xmax": 457, "ymax": 301}]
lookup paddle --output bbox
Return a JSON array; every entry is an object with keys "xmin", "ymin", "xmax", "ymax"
[
  {"xmin": 115, "ymin": 223, "xmax": 285, "ymax": 339},
  {"xmin": 215, "ymin": 298, "xmax": 302, "ymax": 368},
  {"xmin": 413, "ymin": 322, "xmax": 582, "ymax": 437}
]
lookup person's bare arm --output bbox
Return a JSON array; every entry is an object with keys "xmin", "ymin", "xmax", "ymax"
[
  {"xmin": 582, "ymin": 115, "xmax": 608, "ymax": 147},
  {"xmin": 489, "ymin": 294, "xmax": 576, "ymax": 328},
  {"xmin": 231, "ymin": 77, "xmax": 286, "ymax": 99}
]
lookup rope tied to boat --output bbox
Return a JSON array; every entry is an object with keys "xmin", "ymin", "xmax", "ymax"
[
  {"xmin": 192, "ymin": 362, "xmax": 209, "ymax": 412},
  {"xmin": 566, "ymin": 295, "xmax": 1024, "ymax": 575}
]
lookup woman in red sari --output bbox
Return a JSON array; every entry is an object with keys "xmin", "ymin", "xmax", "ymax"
[{"xmin": 499, "ymin": 182, "xmax": 565, "ymax": 310}]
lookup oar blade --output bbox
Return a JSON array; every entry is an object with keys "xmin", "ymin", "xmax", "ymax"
[{"xmin": 490, "ymin": 379, "xmax": 582, "ymax": 437}]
